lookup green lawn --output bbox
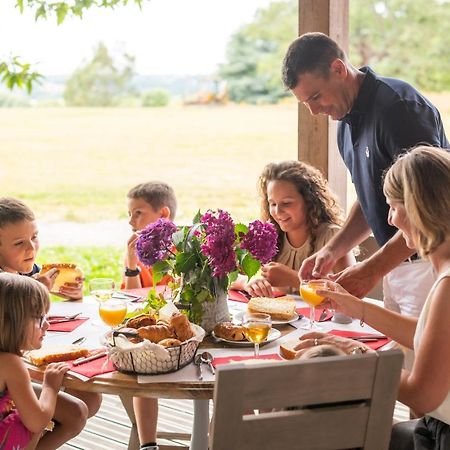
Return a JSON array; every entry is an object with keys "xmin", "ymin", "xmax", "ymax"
[{"xmin": 0, "ymin": 104, "xmax": 299, "ymax": 224}]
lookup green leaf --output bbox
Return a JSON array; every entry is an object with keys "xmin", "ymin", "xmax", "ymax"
[
  {"xmin": 175, "ymin": 252, "xmax": 197, "ymax": 273},
  {"xmin": 234, "ymin": 223, "xmax": 248, "ymax": 238},
  {"xmin": 172, "ymin": 228, "xmax": 185, "ymax": 247},
  {"xmin": 56, "ymin": 3, "xmax": 69, "ymax": 25},
  {"xmin": 17, "ymin": 0, "xmax": 24, "ymax": 13},
  {"xmin": 241, "ymin": 253, "xmax": 261, "ymax": 279},
  {"xmin": 192, "ymin": 210, "xmax": 202, "ymax": 224},
  {"xmin": 228, "ymin": 270, "xmax": 239, "ymax": 284},
  {"xmin": 152, "ymin": 260, "xmax": 170, "ymax": 285}
]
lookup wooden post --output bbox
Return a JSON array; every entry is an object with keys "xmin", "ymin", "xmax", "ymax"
[{"xmin": 298, "ymin": 0, "xmax": 349, "ymax": 210}]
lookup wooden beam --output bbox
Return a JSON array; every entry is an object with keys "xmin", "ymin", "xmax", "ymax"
[{"xmin": 298, "ymin": 0, "xmax": 349, "ymax": 210}]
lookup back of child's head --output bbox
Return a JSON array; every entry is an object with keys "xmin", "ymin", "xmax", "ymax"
[
  {"xmin": 0, "ymin": 197, "xmax": 35, "ymax": 231},
  {"xmin": 0, "ymin": 273, "xmax": 49, "ymax": 355},
  {"xmin": 259, "ymin": 160, "xmax": 343, "ymax": 235},
  {"xmin": 127, "ymin": 182, "xmax": 177, "ymax": 220},
  {"xmin": 300, "ymin": 344, "xmax": 346, "ymax": 359}
]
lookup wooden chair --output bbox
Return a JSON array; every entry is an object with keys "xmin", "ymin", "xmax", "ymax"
[{"xmin": 210, "ymin": 350, "xmax": 403, "ymax": 450}]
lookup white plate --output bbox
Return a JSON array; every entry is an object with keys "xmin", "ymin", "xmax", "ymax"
[
  {"xmin": 233, "ymin": 310, "xmax": 300, "ymax": 326},
  {"xmin": 212, "ymin": 328, "xmax": 281, "ymax": 347}
]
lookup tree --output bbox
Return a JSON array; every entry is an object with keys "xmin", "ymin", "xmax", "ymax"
[
  {"xmin": 219, "ymin": 0, "xmax": 297, "ymax": 104},
  {"xmin": 1, "ymin": 0, "xmax": 146, "ymax": 93},
  {"xmin": 220, "ymin": 0, "xmax": 450, "ymax": 104},
  {"xmin": 350, "ymin": 0, "xmax": 450, "ymax": 91},
  {"xmin": 64, "ymin": 42, "xmax": 135, "ymax": 106}
]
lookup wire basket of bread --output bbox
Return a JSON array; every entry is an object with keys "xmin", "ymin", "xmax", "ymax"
[{"xmin": 104, "ymin": 303, "xmax": 205, "ymax": 375}]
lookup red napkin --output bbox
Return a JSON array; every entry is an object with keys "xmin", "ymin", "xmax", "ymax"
[
  {"xmin": 296, "ymin": 308, "xmax": 333, "ymax": 322},
  {"xmin": 227, "ymin": 290, "xmax": 286, "ymax": 303},
  {"xmin": 212, "ymin": 353, "xmax": 282, "ymax": 367},
  {"xmin": 328, "ymin": 329, "xmax": 391, "ymax": 350},
  {"xmin": 67, "ymin": 352, "xmax": 116, "ymax": 378},
  {"xmin": 47, "ymin": 317, "xmax": 89, "ymax": 332}
]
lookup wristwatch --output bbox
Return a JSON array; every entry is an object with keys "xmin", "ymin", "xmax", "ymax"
[
  {"xmin": 350, "ymin": 346, "xmax": 368, "ymax": 355},
  {"xmin": 124, "ymin": 267, "xmax": 141, "ymax": 277}
]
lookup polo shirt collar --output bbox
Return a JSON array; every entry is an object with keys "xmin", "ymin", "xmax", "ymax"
[{"xmin": 341, "ymin": 66, "xmax": 377, "ymax": 122}]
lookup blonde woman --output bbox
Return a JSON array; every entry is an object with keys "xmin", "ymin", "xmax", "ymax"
[{"xmin": 298, "ymin": 146, "xmax": 450, "ymax": 448}]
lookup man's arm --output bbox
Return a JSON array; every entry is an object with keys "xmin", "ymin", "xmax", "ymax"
[
  {"xmin": 334, "ymin": 230, "xmax": 414, "ymax": 298},
  {"xmin": 300, "ymin": 200, "xmax": 371, "ymax": 280}
]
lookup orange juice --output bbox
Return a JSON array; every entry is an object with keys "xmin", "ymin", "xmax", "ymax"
[
  {"xmin": 300, "ymin": 281, "xmax": 327, "ymax": 307},
  {"xmin": 244, "ymin": 323, "xmax": 271, "ymax": 343},
  {"xmin": 99, "ymin": 301, "xmax": 127, "ymax": 327}
]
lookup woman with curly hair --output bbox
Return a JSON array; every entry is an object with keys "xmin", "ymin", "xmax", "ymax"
[{"xmin": 237, "ymin": 160, "xmax": 355, "ymax": 297}]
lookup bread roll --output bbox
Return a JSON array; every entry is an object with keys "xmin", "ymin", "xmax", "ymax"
[
  {"xmin": 137, "ymin": 324, "xmax": 175, "ymax": 343},
  {"xmin": 279, "ymin": 340, "xmax": 301, "ymax": 360},
  {"xmin": 214, "ymin": 322, "xmax": 246, "ymax": 341},
  {"xmin": 126, "ymin": 314, "xmax": 156, "ymax": 329},
  {"xmin": 248, "ymin": 296, "xmax": 296, "ymax": 320},
  {"xmin": 158, "ymin": 338, "xmax": 182, "ymax": 348},
  {"xmin": 170, "ymin": 313, "xmax": 194, "ymax": 342},
  {"xmin": 40, "ymin": 263, "xmax": 84, "ymax": 292},
  {"xmin": 26, "ymin": 345, "xmax": 89, "ymax": 366}
]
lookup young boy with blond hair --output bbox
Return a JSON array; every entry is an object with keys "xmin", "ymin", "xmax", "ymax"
[
  {"xmin": 122, "ymin": 181, "xmax": 177, "ymax": 450},
  {"xmin": 0, "ymin": 197, "xmax": 103, "ymax": 445}
]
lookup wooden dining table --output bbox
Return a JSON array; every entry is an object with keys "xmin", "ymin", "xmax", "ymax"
[{"xmin": 26, "ymin": 295, "xmax": 387, "ymax": 450}]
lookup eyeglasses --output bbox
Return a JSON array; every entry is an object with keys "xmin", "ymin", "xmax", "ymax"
[{"xmin": 34, "ymin": 314, "xmax": 48, "ymax": 329}]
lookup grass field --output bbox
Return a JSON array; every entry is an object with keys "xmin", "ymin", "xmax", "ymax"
[{"xmin": 0, "ymin": 103, "xmax": 299, "ymax": 224}]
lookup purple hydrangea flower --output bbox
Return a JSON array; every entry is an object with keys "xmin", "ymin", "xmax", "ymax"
[
  {"xmin": 200, "ymin": 210, "xmax": 236, "ymax": 277},
  {"xmin": 240, "ymin": 220, "xmax": 278, "ymax": 264},
  {"xmin": 136, "ymin": 218, "xmax": 177, "ymax": 267}
]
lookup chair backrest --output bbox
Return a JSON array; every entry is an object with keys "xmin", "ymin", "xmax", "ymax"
[{"xmin": 210, "ymin": 350, "xmax": 403, "ymax": 450}]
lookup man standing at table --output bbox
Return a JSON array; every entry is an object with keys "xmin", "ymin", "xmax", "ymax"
[{"xmin": 282, "ymin": 32, "xmax": 449, "ymax": 318}]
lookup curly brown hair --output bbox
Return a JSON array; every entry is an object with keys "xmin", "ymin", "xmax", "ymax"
[{"xmin": 259, "ymin": 161, "xmax": 343, "ymax": 252}]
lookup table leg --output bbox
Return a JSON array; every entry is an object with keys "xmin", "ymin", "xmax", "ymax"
[
  {"xmin": 120, "ymin": 395, "xmax": 140, "ymax": 450},
  {"xmin": 191, "ymin": 399, "xmax": 209, "ymax": 450}
]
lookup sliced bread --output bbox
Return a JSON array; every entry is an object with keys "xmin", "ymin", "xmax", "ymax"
[
  {"xmin": 25, "ymin": 345, "xmax": 89, "ymax": 366},
  {"xmin": 247, "ymin": 296, "xmax": 296, "ymax": 321}
]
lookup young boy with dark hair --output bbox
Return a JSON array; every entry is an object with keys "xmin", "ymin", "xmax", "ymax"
[{"xmin": 122, "ymin": 181, "xmax": 177, "ymax": 450}]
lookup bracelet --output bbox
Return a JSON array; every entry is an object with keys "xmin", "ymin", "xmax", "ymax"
[
  {"xmin": 125, "ymin": 267, "xmax": 141, "ymax": 277},
  {"xmin": 360, "ymin": 299, "xmax": 365, "ymax": 327},
  {"xmin": 350, "ymin": 346, "xmax": 368, "ymax": 355}
]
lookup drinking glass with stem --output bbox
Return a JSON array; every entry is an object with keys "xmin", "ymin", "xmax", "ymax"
[
  {"xmin": 242, "ymin": 312, "xmax": 272, "ymax": 358},
  {"xmin": 299, "ymin": 279, "xmax": 329, "ymax": 330}
]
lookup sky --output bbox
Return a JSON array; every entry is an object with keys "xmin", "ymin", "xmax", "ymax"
[{"xmin": 0, "ymin": 0, "xmax": 273, "ymax": 76}]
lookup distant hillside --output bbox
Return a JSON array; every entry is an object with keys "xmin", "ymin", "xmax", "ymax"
[{"xmin": 2, "ymin": 74, "xmax": 216, "ymax": 101}]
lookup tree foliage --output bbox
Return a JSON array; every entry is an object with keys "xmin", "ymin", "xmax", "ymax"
[
  {"xmin": 0, "ymin": 0, "xmax": 147, "ymax": 93},
  {"xmin": 219, "ymin": 0, "xmax": 297, "ymax": 104},
  {"xmin": 350, "ymin": 0, "xmax": 450, "ymax": 91},
  {"xmin": 64, "ymin": 42, "xmax": 135, "ymax": 106},
  {"xmin": 220, "ymin": 0, "xmax": 450, "ymax": 104}
]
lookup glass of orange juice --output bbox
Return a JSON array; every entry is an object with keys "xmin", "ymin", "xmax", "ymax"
[
  {"xmin": 98, "ymin": 298, "xmax": 127, "ymax": 330},
  {"xmin": 299, "ymin": 279, "xmax": 328, "ymax": 330}
]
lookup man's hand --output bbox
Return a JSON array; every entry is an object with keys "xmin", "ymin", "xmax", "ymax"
[
  {"xmin": 329, "ymin": 261, "xmax": 382, "ymax": 299},
  {"xmin": 261, "ymin": 262, "xmax": 298, "ymax": 288},
  {"xmin": 299, "ymin": 246, "xmax": 337, "ymax": 281},
  {"xmin": 33, "ymin": 268, "xmax": 58, "ymax": 291}
]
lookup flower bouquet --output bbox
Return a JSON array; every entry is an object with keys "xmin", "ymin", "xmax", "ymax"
[{"xmin": 135, "ymin": 210, "xmax": 278, "ymax": 332}]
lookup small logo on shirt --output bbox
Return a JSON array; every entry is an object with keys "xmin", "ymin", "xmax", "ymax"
[{"xmin": 365, "ymin": 146, "xmax": 370, "ymax": 158}]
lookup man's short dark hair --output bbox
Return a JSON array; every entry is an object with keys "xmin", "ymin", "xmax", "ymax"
[
  {"xmin": 282, "ymin": 32, "xmax": 346, "ymax": 89},
  {"xmin": 127, "ymin": 182, "xmax": 177, "ymax": 220},
  {"xmin": 0, "ymin": 197, "xmax": 35, "ymax": 229}
]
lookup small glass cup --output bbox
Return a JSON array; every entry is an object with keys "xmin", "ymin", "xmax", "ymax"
[
  {"xmin": 89, "ymin": 278, "xmax": 115, "ymax": 302},
  {"xmin": 299, "ymin": 279, "xmax": 328, "ymax": 330},
  {"xmin": 242, "ymin": 312, "xmax": 272, "ymax": 358}
]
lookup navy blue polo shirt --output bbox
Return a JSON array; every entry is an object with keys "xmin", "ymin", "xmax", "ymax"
[{"xmin": 338, "ymin": 67, "xmax": 449, "ymax": 246}]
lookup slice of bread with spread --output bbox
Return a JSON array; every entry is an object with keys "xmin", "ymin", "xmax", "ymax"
[
  {"xmin": 39, "ymin": 263, "xmax": 84, "ymax": 292},
  {"xmin": 25, "ymin": 345, "xmax": 89, "ymax": 366}
]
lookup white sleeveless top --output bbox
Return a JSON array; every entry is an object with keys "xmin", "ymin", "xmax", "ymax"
[{"xmin": 413, "ymin": 268, "xmax": 450, "ymax": 424}]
